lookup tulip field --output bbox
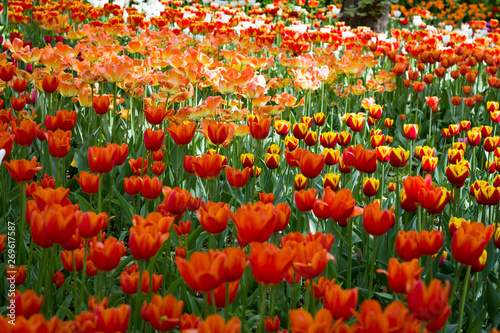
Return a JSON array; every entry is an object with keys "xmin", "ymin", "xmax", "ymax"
[{"xmin": 2, "ymin": 0, "xmax": 500, "ymax": 332}]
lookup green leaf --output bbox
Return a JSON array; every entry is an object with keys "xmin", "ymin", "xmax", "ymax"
[
  {"xmin": 71, "ymin": 192, "xmax": 93, "ymax": 212},
  {"xmin": 484, "ymin": 280, "xmax": 499, "ymax": 319},
  {"xmin": 113, "ymin": 187, "xmax": 134, "ymax": 221}
]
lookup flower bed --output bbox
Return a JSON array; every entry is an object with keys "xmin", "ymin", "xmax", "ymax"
[{"xmin": 1, "ymin": 0, "xmax": 500, "ymax": 332}]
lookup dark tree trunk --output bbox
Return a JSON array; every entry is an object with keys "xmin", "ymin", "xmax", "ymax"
[{"xmin": 339, "ymin": 0, "xmax": 390, "ymax": 33}]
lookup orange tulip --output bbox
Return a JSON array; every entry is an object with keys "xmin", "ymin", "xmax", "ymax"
[
  {"xmin": 141, "ymin": 294, "xmax": 184, "ymax": 331},
  {"xmin": 56, "ymin": 109, "xmax": 77, "ymax": 131},
  {"xmin": 79, "ymin": 212, "xmax": 108, "ymax": 239},
  {"xmin": 395, "ymin": 230, "xmax": 421, "ymax": 261},
  {"xmin": 12, "ymin": 119, "xmax": 41, "ymax": 147},
  {"xmin": 92, "ymin": 95, "xmax": 111, "ymax": 115},
  {"xmin": 196, "ymin": 201, "xmax": 230, "ymax": 235},
  {"xmin": 144, "ymin": 128, "xmax": 165, "ymax": 152},
  {"xmin": 231, "ymin": 202, "xmax": 277, "ymax": 246},
  {"xmin": 323, "ymin": 284, "xmax": 358, "ymax": 321},
  {"xmin": 362, "ymin": 203, "xmax": 395, "ymax": 237},
  {"xmin": 144, "ymin": 105, "xmax": 170, "ymax": 125},
  {"xmin": 197, "ymin": 314, "xmax": 240, "ymax": 333},
  {"xmin": 46, "ymin": 130, "xmax": 71, "ymax": 158},
  {"xmin": 376, "ymin": 258, "xmax": 423, "ymax": 294},
  {"xmin": 4, "ymin": 157, "xmax": 43, "ymax": 183},
  {"xmin": 107, "ymin": 143, "xmax": 128, "ymax": 166},
  {"xmin": 162, "ymin": 187, "xmax": 191, "ymax": 216},
  {"xmin": 90, "ymin": 237, "xmax": 126, "ymax": 272},
  {"xmin": 88, "ymin": 145, "xmax": 116, "ymax": 174},
  {"xmin": 292, "ymin": 241, "xmax": 334, "ymax": 279},
  {"xmin": 123, "ymin": 176, "xmax": 142, "ymax": 196},
  {"xmin": 12, "ymin": 290, "xmax": 43, "ymax": 318},
  {"xmin": 120, "ymin": 265, "xmax": 163, "ymax": 294},
  {"xmin": 191, "ymin": 154, "xmax": 224, "ymax": 180},
  {"xmin": 176, "ymin": 250, "xmax": 225, "ymax": 293},
  {"xmin": 167, "ymin": 122, "xmax": 197, "ymax": 146},
  {"xmin": 295, "ymin": 188, "xmax": 317, "ymax": 213},
  {"xmin": 406, "ymin": 279, "xmax": 450, "ymax": 322},
  {"xmin": 249, "ymin": 117, "xmax": 271, "ymax": 140},
  {"xmin": 41, "ymin": 74, "xmax": 59, "ymax": 94},
  {"xmin": 95, "ymin": 304, "xmax": 130, "ymax": 333},
  {"xmin": 312, "ymin": 188, "xmax": 363, "ymax": 227},
  {"xmin": 249, "ymin": 242, "xmax": 293, "ymax": 286},
  {"xmin": 0, "ymin": 63, "xmax": 15, "ymax": 82},
  {"xmin": 140, "ymin": 176, "xmax": 163, "ymax": 201},
  {"xmin": 299, "ymin": 152, "xmax": 324, "ymax": 179},
  {"xmin": 353, "ymin": 299, "xmax": 409, "ymax": 333},
  {"xmin": 419, "ymin": 230, "xmax": 443, "ymax": 256},
  {"xmin": 452, "ymin": 221, "xmax": 494, "ymax": 266},
  {"xmin": 206, "ymin": 121, "xmax": 230, "ymax": 146},
  {"xmin": 129, "ymin": 157, "xmax": 148, "ymax": 176},
  {"xmin": 225, "ymin": 166, "xmax": 250, "ymax": 189}
]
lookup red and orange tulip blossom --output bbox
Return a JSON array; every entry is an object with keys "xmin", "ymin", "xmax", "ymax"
[
  {"xmin": 46, "ymin": 130, "xmax": 72, "ymax": 159},
  {"xmin": 451, "ymin": 221, "xmax": 494, "ymax": 266},
  {"xmin": 74, "ymin": 171, "xmax": 100, "ymax": 195},
  {"xmin": 403, "ymin": 174, "xmax": 432, "ymax": 204},
  {"xmin": 141, "ymin": 294, "xmax": 184, "ymax": 332},
  {"xmin": 419, "ymin": 230, "xmax": 443, "ymax": 256},
  {"xmin": 197, "ymin": 314, "xmax": 241, "ymax": 333},
  {"xmin": 166, "ymin": 122, "xmax": 197, "ymax": 146},
  {"xmin": 92, "ymin": 95, "xmax": 111, "ymax": 115},
  {"xmin": 295, "ymin": 188, "xmax": 317, "ymax": 213},
  {"xmin": 144, "ymin": 128, "xmax": 165, "ymax": 152},
  {"xmin": 323, "ymin": 284, "xmax": 359, "ymax": 321},
  {"xmin": 249, "ymin": 242, "xmax": 293, "ymax": 286},
  {"xmin": 376, "ymin": 258, "xmax": 423, "ymax": 294},
  {"xmin": 395, "ymin": 230, "xmax": 422, "ymax": 261},
  {"xmin": 292, "ymin": 241, "xmax": 334, "ymax": 280},
  {"xmin": 406, "ymin": 279, "xmax": 450, "ymax": 322},
  {"xmin": 129, "ymin": 222, "xmax": 168, "ymax": 261},
  {"xmin": 196, "ymin": 201, "xmax": 230, "ymax": 235},
  {"xmin": 176, "ymin": 250, "xmax": 225, "ymax": 293},
  {"xmin": 289, "ymin": 309, "xmax": 340, "ymax": 333},
  {"xmin": 143, "ymin": 105, "xmax": 170, "ymax": 125},
  {"xmin": 418, "ymin": 185, "xmax": 449, "ymax": 215},
  {"xmin": 120, "ymin": 266, "xmax": 162, "ymax": 295},
  {"xmin": 352, "ymin": 299, "xmax": 410, "ymax": 333},
  {"xmin": 140, "ymin": 176, "xmax": 163, "ymax": 201},
  {"xmin": 362, "ymin": 203, "xmax": 395, "ymax": 237},
  {"xmin": 88, "ymin": 146, "xmax": 117, "ymax": 174},
  {"xmin": 191, "ymin": 154, "xmax": 225, "ymax": 180},
  {"xmin": 4, "ymin": 157, "xmax": 43, "ymax": 183},
  {"xmin": 312, "ymin": 188, "xmax": 363, "ymax": 227},
  {"xmin": 249, "ymin": 117, "xmax": 271, "ymax": 140},
  {"xmin": 78, "ymin": 212, "xmax": 108, "ymax": 239},
  {"xmin": 89, "ymin": 237, "xmax": 126, "ymax": 272},
  {"xmin": 95, "ymin": 304, "xmax": 130, "ymax": 333},
  {"xmin": 12, "ymin": 120, "xmax": 41, "ymax": 148},
  {"xmin": 225, "ymin": 166, "xmax": 250, "ymax": 189},
  {"xmin": 299, "ymin": 152, "xmax": 324, "ymax": 179},
  {"xmin": 230, "ymin": 202, "xmax": 277, "ymax": 246},
  {"xmin": 12, "ymin": 289, "xmax": 43, "ymax": 318}
]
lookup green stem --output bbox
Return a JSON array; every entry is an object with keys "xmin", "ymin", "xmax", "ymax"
[
  {"xmin": 79, "ymin": 240, "xmax": 89, "ymax": 311},
  {"xmin": 368, "ymin": 237, "xmax": 379, "ymax": 298},
  {"xmin": 135, "ymin": 260, "xmax": 145, "ymax": 331},
  {"xmin": 346, "ymin": 219, "xmax": 353, "ymax": 289},
  {"xmin": 457, "ymin": 265, "xmax": 471, "ymax": 333},
  {"xmin": 258, "ymin": 284, "xmax": 267, "ymax": 333}
]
